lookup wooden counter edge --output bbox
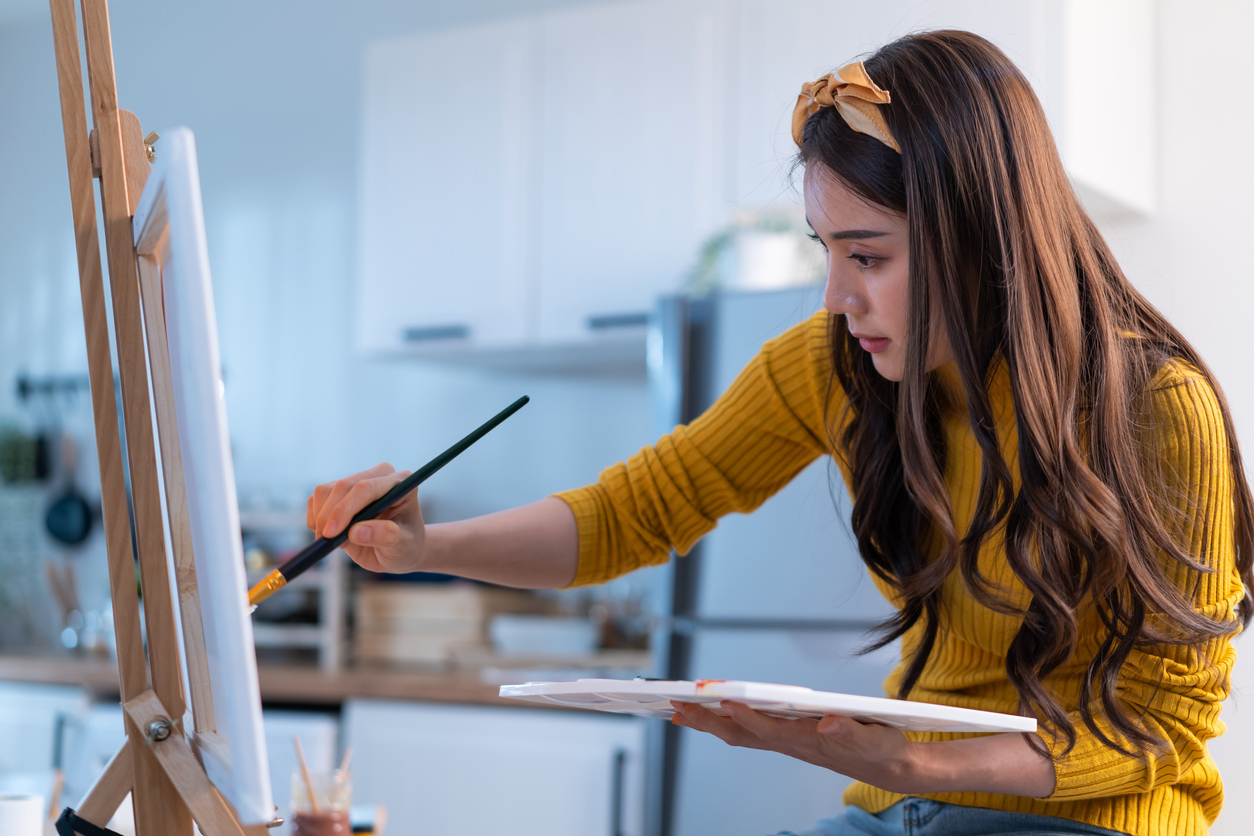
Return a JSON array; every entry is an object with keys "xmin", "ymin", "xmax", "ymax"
[
  {"xmin": 255, "ymin": 663, "xmax": 514, "ymax": 707},
  {"xmin": 0, "ymin": 653, "xmax": 123, "ymax": 692},
  {"xmin": 0, "ymin": 654, "xmax": 604, "ymax": 710}
]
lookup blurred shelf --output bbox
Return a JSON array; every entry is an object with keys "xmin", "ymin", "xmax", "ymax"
[
  {"xmin": 452, "ymin": 648, "xmax": 651, "ymax": 670},
  {"xmin": 370, "ymin": 334, "xmax": 648, "ymax": 380},
  {"xmin": 252, "ymin": 623, "xmax": 325, "ymax": 647},
  {"xmin": 244, "ymin": 526, "xmax": 346, "ymax": 671}
]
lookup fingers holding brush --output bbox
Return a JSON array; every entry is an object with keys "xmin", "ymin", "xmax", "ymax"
[
  {"xmin": 307, "ymin": 464, "xmax": 427, "ymax": 574},
  {"xmin": 308, "ymin": 462, "xmax": 396, "ymax": 534},
  {"xmin": 344, "ymin": 512, "xmax": 423, "ymax": 574},
  {"xmin": 282, "ymin": 398, "xmax": 531, "ymax": 593}
]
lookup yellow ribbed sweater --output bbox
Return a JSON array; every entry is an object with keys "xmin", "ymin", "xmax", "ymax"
[{"xmin": 555, "ymin": 311, "xmax": 1242, "ymax": 836}]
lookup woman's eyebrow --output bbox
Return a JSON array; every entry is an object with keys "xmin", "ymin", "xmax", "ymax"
[
  {"xmin": 828, "ymin": 229, "xmax": 889, "ymax": 241},
  {"xmin": 803, "ymin": 218, "xmax": 890, "ymax": 241}
]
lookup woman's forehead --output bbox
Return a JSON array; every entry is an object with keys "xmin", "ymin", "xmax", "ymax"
[{"xmin": 803, "ymin": 166, "xmax": 905, "ymax": 232}]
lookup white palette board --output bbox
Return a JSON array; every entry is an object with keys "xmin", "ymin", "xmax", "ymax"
[
  {"xmin": 500, "ymin": 679, "xmax": 1037, "ymax": 734},
  {"xmin": 131, "ymin": 127, "xmax": 274, "ymax": 824}
]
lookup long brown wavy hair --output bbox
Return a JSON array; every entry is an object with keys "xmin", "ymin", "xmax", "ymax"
[{"xmin": 798, "ymin": 30, "xmax": 1254, "ymax": 756}]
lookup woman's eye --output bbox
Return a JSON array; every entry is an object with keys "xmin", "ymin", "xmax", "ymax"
[
  {"xmin": 806, "ymin": 232, "xmax": 828, "ymax": 250},
  {"xmin": 848, "ymin": 253, "xmax": 878, "ymax": 269}
]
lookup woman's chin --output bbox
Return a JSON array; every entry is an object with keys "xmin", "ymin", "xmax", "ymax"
[{"xmin": 870, "ymin": 354, "xmax": 904, "ymax": 382}]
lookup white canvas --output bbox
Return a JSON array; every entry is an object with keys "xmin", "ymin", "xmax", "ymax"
[
  {"xmin": 131, "ymin": 128, "xmax": 274, "ymax": 825},
  {"xmin": 500, "ymin": 678, "xmax": 1038, "ymax": 734}
]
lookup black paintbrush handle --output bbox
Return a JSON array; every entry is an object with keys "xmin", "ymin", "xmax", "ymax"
[{"xmin": 277, "ymin": 395, "xmax": 530, "ymax": 582}]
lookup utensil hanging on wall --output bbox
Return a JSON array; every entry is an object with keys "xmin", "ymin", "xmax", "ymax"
[{"xmin": 45, "ymin": 434, "xmax": 95, "ymax": 547}]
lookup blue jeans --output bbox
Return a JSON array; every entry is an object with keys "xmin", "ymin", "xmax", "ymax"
[{"xmin": 775, "ymin": 798, "xmax": 1129, "ymax": 836}]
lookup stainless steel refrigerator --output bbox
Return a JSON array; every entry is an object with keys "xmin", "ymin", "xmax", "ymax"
[{"xmin": 644, "ymin": 288, "xmax": 899, "ymax": 836}]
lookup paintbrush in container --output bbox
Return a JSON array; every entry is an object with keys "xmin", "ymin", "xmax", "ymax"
[{"xmin": 294, "ymin": 735, "xmax": 321, "ymax": 815}]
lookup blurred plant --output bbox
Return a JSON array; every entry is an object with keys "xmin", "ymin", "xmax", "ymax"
[
  {"xmin": 682, "ymin": 210, "xmax": 825, "ymax": 296},
  {"xmin": 684, "ymin": 229, "xmax": 735, "ymax": 296},
  {"xmin": 0, "ymin": 425, "xmax": 42, "ymax": 483}
]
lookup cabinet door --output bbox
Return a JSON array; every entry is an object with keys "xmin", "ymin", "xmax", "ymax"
[
  {"xmin": 0, "ymin": 682, "xmax": 86, "ymax": 773},
  {"xmin": 536, "ymin": 0, "xmax": 729, "ymax": 345},
  {"xmin": 62, "ymin": 703, "xmax": 126, "ymax": 807},
  {"xmin": 344, "ymin": 700, "xmax": 645, "ymax": 836},
  {"xmin": 357, "ymin": 20, "xmax": 538, "ymax": 354}
]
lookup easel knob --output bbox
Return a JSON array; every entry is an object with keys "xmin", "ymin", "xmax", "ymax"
[
  {"xmin": 144, "ymin": 131, "xmax": 159, "ymax": 163},
  {"xmin": 144, "ymin": 715, "xmax": 176, "ymax": 744}
]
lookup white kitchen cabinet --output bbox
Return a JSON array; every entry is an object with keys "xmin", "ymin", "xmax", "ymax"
[
  {"xmin": 61, "ymin": 703, "xmax": 127, "ymax": 808},
  {"xmin": 357, "ymin": 18, "xmax": 539, "ymax": 355},
  {"xmin": 534, "ymin": 0, "xmax": 729, "ymax": 346},
  {"xmin": 0, "ymin": 681, "xmax": 87, "ymax": 774},
  {"xmin": 344, "ymin": 699, "xmax": 645, "ymax": 836},
  {"xmin": 357, "ymin": 1, "xmax": 729, "ymax": 362}
]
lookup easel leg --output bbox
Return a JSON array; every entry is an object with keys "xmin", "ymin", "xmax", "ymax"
[
  {"xmin": 75, "ymin": 741, "xmax": 132, "ymax": 825},
  {"xmin": 124, "ymin": 691, "xmax": 270, "ymax": 836},
  {"xmin": 77, "ymin": 1, "xmax": 193, "ymax": 833},
  {"xmin": 49, "ymin": 1, "xmax": 190, "ymax": 834},
  {"xmin": 57, "ymin": 743, "xmax": 132, "ymax": 835}
]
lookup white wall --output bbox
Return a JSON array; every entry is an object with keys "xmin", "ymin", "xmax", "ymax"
[{"xmin": 1100, "ymin": 3, "xmax": 1254, "ymax": 832}]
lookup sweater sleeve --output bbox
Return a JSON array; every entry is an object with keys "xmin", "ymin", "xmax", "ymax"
[
  {"xmin": 1046, "ymin": 367, "xmax": 1244, "ymax": 800},
  {"xmin": 554, "ymin": 311, "xmax": 840, "ymax": 588}
]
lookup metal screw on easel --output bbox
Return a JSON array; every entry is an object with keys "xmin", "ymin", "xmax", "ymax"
[
  {"xmin": 144, "ymin": 131, "xmax": 159, "ymax": 163},
  {"xmin": 143, "ymin": 715, "xmax": 175, "ymax": 744},
  {"xmin": 265, "ymin": 804, "xmax": 285, "ymax": 828}
]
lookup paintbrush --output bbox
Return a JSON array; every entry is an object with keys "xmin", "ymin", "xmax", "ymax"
[
  {"xmin": 293, "ymin": 735, "xmax": 320, "ymax": 814},
  {"xmin": 333, "ymin": 746, "xmax": 353, "ymax": 792},
  {"xmin": 248, "ymin": 396, "xmax": 530, "ymax": 608}
]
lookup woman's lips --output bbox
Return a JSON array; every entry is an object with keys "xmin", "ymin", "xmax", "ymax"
[{"xmin": 853, "ymin": 334, "xmax": 891, "ymax": 353}]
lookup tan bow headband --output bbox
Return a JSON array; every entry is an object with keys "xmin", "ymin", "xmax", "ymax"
[{"xmin": 792, "ymin": 61, "xmax": 899, "ymax": 153}]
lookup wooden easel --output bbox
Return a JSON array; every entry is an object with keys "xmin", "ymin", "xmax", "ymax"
[{"xmin": 49, "ymin": 1, "xmax": 270, "ymax": 834}]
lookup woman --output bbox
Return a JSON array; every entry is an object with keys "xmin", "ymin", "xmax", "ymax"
[{"xmin": 310, "ymin": 31, "xmax": 1251, "ymax": 836}]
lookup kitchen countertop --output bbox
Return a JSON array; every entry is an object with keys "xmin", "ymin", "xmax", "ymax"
[{"xmin": 0, "ymin": 651, "xmax": 649, "ymax": 708}]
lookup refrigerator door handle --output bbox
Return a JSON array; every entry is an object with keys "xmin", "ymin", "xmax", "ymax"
[{"xmin": 610, "ymin": 747, "xmax": 628, "ymax": 836}]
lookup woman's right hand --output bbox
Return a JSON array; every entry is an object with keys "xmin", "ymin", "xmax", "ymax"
[{"xmin": 306, "ymin": 463, "xmax": 427, "ymax": 574}]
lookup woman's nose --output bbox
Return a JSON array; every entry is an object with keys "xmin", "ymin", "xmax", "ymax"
[{"xmin": 823, "ymin": 268, "xmax": 866, "ymax": 316}]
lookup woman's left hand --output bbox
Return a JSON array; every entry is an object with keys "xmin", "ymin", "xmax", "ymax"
[
  {"xmin": 671, "ymin": 701, "xmax": 1057, "ymax": 798},
  {"xmin": 671, "ymin": 701, "xmax": 927, "ymax": 794}
]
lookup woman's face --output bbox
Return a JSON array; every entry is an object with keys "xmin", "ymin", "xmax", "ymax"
[{"xmin": 803, "ymin": 164, "xmax": 951, "ymax": 381}]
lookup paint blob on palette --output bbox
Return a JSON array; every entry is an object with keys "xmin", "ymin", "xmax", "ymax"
[{"xmin": 499, "ymin": 678, "xmax": 1037, "ymax": 734}]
